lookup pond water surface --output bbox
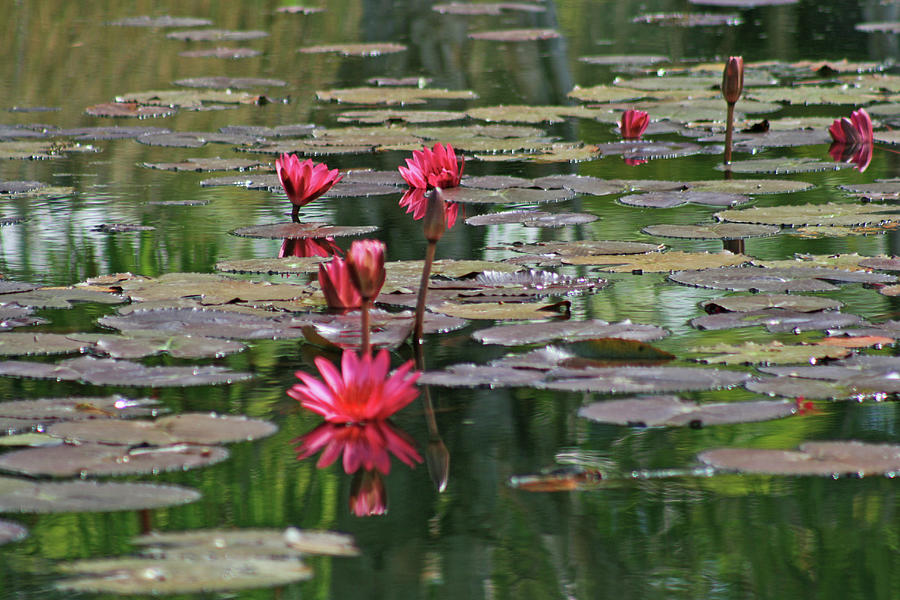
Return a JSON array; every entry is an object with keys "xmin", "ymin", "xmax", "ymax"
[{"xmin": 1, "ymin": 0, "xmax": 900, "ymax": 598}]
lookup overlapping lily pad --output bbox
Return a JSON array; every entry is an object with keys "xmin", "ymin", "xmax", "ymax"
[
  {"xmin": 143, "ymin": 157, "xmax": 262, "ymax": 171},
  {"xmin": 698, "ymin": 441, "xmax": 900, "ymax": 476},
  {"xmin": 0, "ymin": 443, "xmax": 228, "ymax": 477},
  {"xmin": 465, "ymin": 210, "xmax": 598, "ymax": 227},
  {"xmin": 0, "ymin": 476, "xmax": 200, "ymax": 513},
  {"xmin": 691, "ymin": 341, "xmax": 850, "ymax": 365},
  {"xmin": 473, "ymin": 319, "xmax": 668, "ymax": 346},
  {"xmin": 702, "ymin": 294, "xmax": 842, "ymax": 313},
  {"xmin": 440, "ymin": 187, "xmax": 575, "ymax": 205},
  {"xmin": 0, "ymin": 305, "xmax": 47, "ymax": 330},
  {"xmin": 717, "ymin": 157, "xmax": 850, "ymax": 174},
  {"xmin": 98, "ymin": 308, "xmax": 309, "ymax": 340},
  {"xmin": 716, "ymin": 203, "xmax": 900, "ymax": 227},
  {"xmin": 48, "ymin": 413, "xmax": 276, "ymax": 445},
  {"xmin": 690, "ymin": 308, "xmax": 867, "ymax": 332},
  {"xmin": 0, "ymin": 286, "xmax": 124, "ymax": 309},
  {"xmin": 579, "ymin": 395, "xmax": 795, "ymax": 427},
  {"xmin": 671, "ymin": 266, "xmax": 895, "ymax": 292},
  {"xmin": 0, "ymin": 356, "xmax": 253, "ymax": 387}
]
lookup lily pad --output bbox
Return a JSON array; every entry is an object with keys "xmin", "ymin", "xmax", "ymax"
[
  {"xmin": 66, "ymin": 332, "xmax": 246, "ymax": 359},
  {"xmin": 0, "ymin": 286, "xmax": 124, "ymax": 309},
  {"xmin": 716, "ymin": 202, "xmax": 900, "ymax": 227},
  {"xmin": 299, "ymin": 43, "xmax": 406, "ymax": 56},
  {"xmin": 418, "ymin": 364, "xmax": 546, "ymax": 388},
  {"xmin": 691, "ymin": 341, "xmax": 850, "ymax": 365},
  {"xmin": 305, "ymin": 310, "xmax": 467, "ymax": 350},
  {"xmin": 642, "ymin": 223, "xmax": 780, "ymax": 239},
  {"xmin": 595, "ymin": 140, "xmax": 702, "ymax": 160},
  {"xmin": 337, "ymin": 109, "xmax": 466, "ymax": 124},
  {"xmin": 0, "ymin": 520, "xmax": 27, "ymax": 545},
  {"xmin": 85, "ymin": 103, "xmax": 175, "ymax": 118},
  {"xmin": 0, "ymin": 356, "xmax": 253, "ymax": 387},
  {"xmin": 465, "ymin": 210, "xmax": 598, "ymax": 227},
  {"xmin": 0, "ymin": 395, "xmax": 159, "ymax": 422},
  {"xmin": 231, "ymin": 222, "xmax": 379, "ymax": 240},
  {"xmin": 688, "ymin": 0, "xmax": 797, "ymax": 5},
  {"xmin": 698, "ymin": 441, "xmax": 900, "ymax": 476},
  {"xmin": 619, "ymin": 191, "xmax": 749, "ymax": 208},
  {"xmin": 48, "ymin": 413, "xmax": 276, "ymax": 445},
  {"xmin": 93, "ymin": 223, "xmax": 156, "ymax": 233},
  {"xmin": 143, "ymin": 157, "xmax": 262, "ymax": 171},
  {"xmin": 0, "ymin": 305, "xmax": 48, "ymax": 330},
  {"xmin": 216, "ymin": 256, "xmax": 325, "ymax": 275},
  {"xmin": 579, "ymin": 395, "xmax": 795, "ymax": 427},
  {"xmin": 116, "ymin": 90, "xmax": 267, "ymax": 109},
  {"xmin": 276, "ymin": 5, "xmax": 325, "ymax": 13},
  {"xmin": 702, "ymin": 294, "xmax": 842, "ymax": 313},
  {"xmin": 174, "ymin": 77, "xmax": 286, "ymax": 89},
  {"xmin": 567, "ymin": 85, "xmax": 650, "ymax": 103},
  {"xmin": 563, "ymin": 250, "xmax": 748, "ymax": 272},
  {"xmin": 200, "ymin": 173, "xmax": 280, "ymax": 189},
  {"xmin": 0, "ymin": 443, "xmax": 228, "ymax": 477},
  {"xmin": 0, "ymin": 476, "xmax": 200, "ymax": 513},
  {"xmin": 580, "ymin": 54, "xmax": 669, "ymax": 66},
  {"xmin": 431, "ymin": 300, "xmax": 570, "ymax": 320},
  {"xmin": 179, "ymin": 47, "xmax": 262, "ymax": 59},
  {"xmin": 745, "ymin": 86, "xmax": 882, "ymax": 105},
  {"xmin": 108, "ymin": 272, "xmax": 314, "ymax": 305},
  {"xmin": 718, "ymin": 157, "xmax": 850, "ymax": 174},
  {"xmin": 166, "ymin": 29, "xmax": 268, "ymax": 41},
  {"xmin": 540, "ymin": 365, "xmax": 751, "ymax": 393},
  {"xmin": 532, "ymin": 175, "xmax": 627, "ymax": 196},
  {"xmin": 473, "ymin": 319, "xmax": 668, "ymax": 346},
  {"xmin": 632, "ymin": 12, "xmax": 743, "ymax": 26},
  {"xmin": 98, "ymin": 308, "xmax": 309, "ymax": 340},
  {"xmin": 108, "ymin": 16, "xmax": 212, "ymax": 27},
  {"xmin": 316, "ymin": 87, "xmax": 477, "ymax": 105},
  {"xmin": 686, "ymin": 178, "xmax": 813, "ymax": 195},
  {"xmin": 134, "ymin": 527, "xmax": 358, "ymax": 558},
  {"xmin": 440, "ymin": 187, "xmax": 575, "ymax": 205},
  {"xmin": 468, "ymin": 29, "xmax": 561, "ymax": 41},
  {"xmin": 840, "ymin": 180, "xmax": 900, "ymax": 201},
  {"xmin": 466, "ymin": 105, "xmax": 607, "ymax": 124},
  {"xmin": 690, "ymin": 309, "xmax": 867, "ymax": 332},
  {"xmin": 0, "ymin": 140, "xmax": 98, "ymax": 160},
  {"xmin": 745, "ymin": 377, "xmax": 852, "ymax": 399},
  {"xmin": 433, "ymin": 2, "xmax": 546, "ymax": 14}
]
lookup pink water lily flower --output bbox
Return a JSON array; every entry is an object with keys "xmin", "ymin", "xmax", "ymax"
[
  {"xmin": 288, "ymin": 349, "xmax": 421, "ymax": 423},
  {"xmin": 399, "ymin": 142, "xmax": 464, "ymax": 189},
  {"xmin": 620, "ymin": 109, "xmax": 649, "ymax": 140},
  {"xmin": 294, "ymin": 419, "xmax": 422, "ymax": 474},
  {"xmin": 399, "ymin": 188, "xmax": 460, "ymax": 230},
  {"xmin": 828, "ymin": 108, "xmax": 873, "ymax": 147},
  {"xmin": 275, "ymin": 153, "xmax": 343, "ymax": 207},
  {"xmin": 318, "ymin": 257, "xmax": 362, "ymax": 310}
]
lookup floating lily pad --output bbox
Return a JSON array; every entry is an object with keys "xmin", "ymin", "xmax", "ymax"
[
  {"xmin": 633, "ymin": 12, "xmax": 743, "ymax": 26},
  {"xmin": 642, "ymin": 223, "xmax": 780, "ymax": 239},
  {"xmin": 745, "ymin": 86, "xmax": 881, "ymax": 105},
  {"xmin": 0, "ymin": 333, "xmax": 88, "ymax": 357},
  {"xmin": 563, "ymin": 250, "xmax": 748, "ymax": 272},
  {"xmin": 541, "ymin": 365, "xmax": 751, "ymax": 393},
  {"xmin": 466, "ymin": 105, "xmax": 606, "ymax": 123},
  {"xmin": 840, "ymin": 180, "xmax": 900, "ymax": 201},
  {"xmin": 108, "ymin": 16, "xmax": 212, "ymax": 27},
  {"xmin": 465, "ymin": 210, "xmax": 598, "ymax": 227},
  {"xmin": 0, "ymin": 305, "xmax": 47, "ymax": 330},
  {"xmin": 48, "ymin": 413, "xmax": 276, "ymax": 445},
  {"xmin": 672, "ymin": 265, "xmax": 895, "ymax": 292},
  {"xmin": 58, "ymin": 125, "xmax": 171, "ymax": 140},
  {"xmin": 753, "ymin": 253, "xmax": 885, "ymax": 272},
  {"xmin": 180, "ymin": 47, "xmax": 262, "ymax": 58},
  {"xmin": 0, "ymin": 216, "xmax": 24, "ymax": 226},
  {"xmin": 337, "ymin": 109, "xmax": 466, "ymax": 124},
  {"xmin": 0, "ymin": 520, "xmax": 27, "ymax": 545},
  {"xmin": 0, "ymin": 395, "xmax": 158, "ymax": 423},
  {"xmin": 468, "ymin": 29, "xmax": 561, "ymax": 41},
  {"xmin": 440, "ymin": 187, "xmax": 574, "ymax": 205},
  {"xmin": 299, "ymin": 43, "xmax": 406, "ymax": 56},
  {"xmin": 0, "ymin": 180, "xmax": 43, "ymax": 194},
  {"xmin": 718, "ymin": 157, "xmax": 850, "ymax": 174},
  {"xmin": 0, "ymin": 443, "xmax": 228, "ymax": 478},
  {"xmin": 166, "ymin": 29, "xmax": 268, "ymax": 41},
  {"xmin": 418, "ymin": 364, "xmax": 546, "ymax": 388},
  {"xmin": 137, "ymin": 131, "xmax": 259, "ymax": 147},
  {"xmin": 0, "ymin": 141, "xmax": 98, "ymax": 160},
  {"xmin": 143, "ymin": 157, "xmax": 262, "ymax": 171},
  {"xmin": 579, "ymin": 54, "xmax": 669, "ymax": 66},
  {"xmin": 200, "ymin": 173, "xmax": 280, "ymax": 189},
  {"xmin": 0, "ymin": 286, "xmax": 124, "ymax": 309},
  {"xmin": 433, "ymin": 2, "xmax": 546, "ymax": 14},
  {"xmin": 505, "ymin": 241, "xmax": 664, "ymax": 265},
  {"xmin": 474, "ymin": 142, "xmax": 599, "ymax": 163},
  {"xmin": 690, "ymin": 309, "xmax": 867, "ymax": 332},
  {"xmin": 276, "ymin": 5, "xmax": 325, "ymax": 13},
  {"xmin": 687, "ymin": 178, "xmax": 814, "ymax": 195},
  {"xmin": 0, "ymin": 476, "xmax": 200, "ymax": 513},
  {"xmin": 68, "ymin": 332, "xmax": 246, "ymax": 359},
  {"xmin": 691, "ymin": 341, "xmax": 850, "ymax": 365},
  {"xmin": 0, "ymin": 356, "xmax": 253, "ymax": 387},
  {"xmin": 57, "ymin": 557, "xmax": 312, "ymax": 594},
  {"xmin": 306, "ymin": 310, "xmax": 466, "ymax": 350},
  {"xmin": 689, "ymin": 0, "xmax": 797, "ymax": 5},
  {"xmin": 619, "ymin": 191, "xmax": 749, "ymax": 208},
  {"xmin": 174, "ymin": 77, "xmax": 286, "ymax": 89},
  {"xmin": 567, "ymin": 85, "xmax": 649, "ymax": 103},
  {"xmin": 698, "ymin": 441, "xmax": 900, "ymax": 476},
  {"xmin": 716, "ymin": 202, "xmax": 900, "ymax": 227},
  {"xmin": 216, "ymin": 256, "xmax": 324, "ymax": 275},
  {"xmin": 473, "ymin": 319, "xmax": 667, "ymax": 346},
  {"xmin": 107, "ymin": 271, "xmax": 315, "ymax": 305},
  {"xmin": 595, "ymin": 141, "xmax": 702, "ymax": 160},
  {"xmin": 85, "ymin": 103, "xmax": 175, "ymax": 118},
  {"xmin": 745, "ymin": 377, "xmax": 851, "ymax": 399},
  {"xmin": 93, "ymin": 223, "xmax": 156, "ymax": 233},
  {"xmin": 532, "ymin": 175, "xmax": 627, "ymax": 196},
  {"xmin": 134, "ymin": 527, "xmax": 358, "ymax": 558},
  {"xmin": 462, "ymin": 175, "xmax": 533, "ymax": 189},
  {"xmin": 98, "ymin": 308, "xmax": 309, "ymax": 340},
  {"xmin": 116, "ymin": 90, "xmax": 266, "ymax": 109},
  {"xmin": 702, "ymin": 294, "xmax": 842, "ymax": 313},
  {"xmin": 316, "ymin": 87, "xmax": 477, "ymax": 105},
  {"xmin": 579, "ymin": 395, "xmax": 795, "ymax": 427},
  {"xmin": 231, "ymin": 222, "xmax": 378, "ymax": 240}
]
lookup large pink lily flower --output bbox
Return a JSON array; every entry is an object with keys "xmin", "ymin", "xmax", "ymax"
[
  {"xmin": 398, "ymin": 142, "xmax": 464, "ymax": 189},
  {"xmin": 294, "ymin": 419, "xmax": 422, "ymax": 474},
  {"xmin": 399, "ymin": 188, "xmax": 459, "ymax": 230},
  {"xmin": 828, "ymin": 108, "xmax": 873, "ymax": 147},
  {"xmin": 620, "ymin": 109, "xmax": 649, "ymax": 140},
  {"xmin": 318, "ymin": 257, "xmax": 362, "ymax": 309},
  {"xmin": 275, "ymin": 153, "xmax": 343, "ymax": 207},
  {"xmin": 288, "ymin": 349, "xmax": 421, "ymax": 423}
]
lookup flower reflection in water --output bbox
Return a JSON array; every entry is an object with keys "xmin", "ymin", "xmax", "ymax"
[
  {"xmin": 350, "ymin": 470, "xmax": 387, "ymax": 516},
  {"xmin": 294, "ymin": 420, "xmax": 422, "ymax": 475},
  {"xmin": 828, "ymin": 108, "xmax": 874, "ymax": 173},
  {"xmin": 278, "ymin": 237, "xmax": 343, "ymax": 258},
  {"xmin": 828, "ymin": 141, "xmax": 873, "ymax": 173}
]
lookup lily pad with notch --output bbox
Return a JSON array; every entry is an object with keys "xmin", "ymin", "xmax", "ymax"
[{"xmin": 579, "ymin": 395, "xmax": 795, "ymax": 427}]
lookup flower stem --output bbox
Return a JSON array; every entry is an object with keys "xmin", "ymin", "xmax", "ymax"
[
  {"xmin": 414, "ymin": 240, "xmax": 437, "ymax": 343},
  {"xmin": 291, "ymin": 204, "xmax": 301, "ymax": 223},
  {"xmin": 360, "ymin": 300, "xmax": 371, "ymax": 355},
  {"xmin": 724, "ymin": 102, "xmax": 735, "ymax": 165}
]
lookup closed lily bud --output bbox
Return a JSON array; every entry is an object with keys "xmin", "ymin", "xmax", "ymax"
[
  {"xmin": 722, "ymin": 56, "xmax": 744, "ymax": 104},
  {"xmin": 346, "ymin": 239, "xmax": 386, "ymax": 302},
  {"xmin": 426, "ymin": 437, "xmax": 450, "ymax": 493},
  {"xmin": 423, "ymin": 188, "xmax": 447, "ymax": 244}
]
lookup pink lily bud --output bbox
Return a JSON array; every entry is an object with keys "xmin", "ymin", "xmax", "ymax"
[{"xmin": 345, "ymin": 239, "xmax": 386, "ymax": 302}]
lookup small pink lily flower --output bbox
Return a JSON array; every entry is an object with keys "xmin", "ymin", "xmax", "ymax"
[
  {"xmin": 828, "ymin": 108, "xmax": 873, "ymax": 147},
  {"xmin": 345, "ymin": 239, "xmax": 386, "ymax": 302},
  {"xmin": 275, "ymin": 153, "xmax": 343, "ymax": 207},
  {"xmin": 620, "ymin": 109, "xmax": 649, "ymax": 140}
]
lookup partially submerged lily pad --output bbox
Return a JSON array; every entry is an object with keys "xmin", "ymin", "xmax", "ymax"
[
  {"xmin": 231, "ymin": 222, "xmax": 379, "ymax": 240},
  {"xmin": 0, "ymin": 476, "xmax": 200, "ymax": 513},
  {"xmin": 48, "ymin": 413, "xmax": 276, "ymax": 445},
  {"xmin": 579, "ymin": 395, "xmax": 795, "ymax": 427},
  {"xmin": 698, "ymin": 441, "xmax": 900, "ymax": 476}
]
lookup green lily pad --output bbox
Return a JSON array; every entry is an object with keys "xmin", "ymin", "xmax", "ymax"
[
  {"xmin": 473, "ymin": 319, "xmax": 668, "ymax": 346},
  {"xmin": 66, "ymin": 332, "xmax": 246, "ymax": 359},
  {"xmin": 199, "ymin": 173, "xmax": 280, "ymax": 189},
  {"xmin": 691, "ymin": 341, "xmax": 850, "ymax": 365},
  {"xmin": 753, "ymin": 253, "xmax": 885, "ymax": 272},
  {"xmin": 468, "ymin": 28, "xmax": 561, "ymax": 41},
  {"xmin": 143, "ymin": 157, "xmax": 262, "ymax": 171},
  {"xmin": 0, "ymin": 433, "xmax": 61, "ymax": 447},
  {"xmin": 0, "ymin": 287, "xmax": 124, "ymax": 309},
  {"xmin": 642, "ymin": 223, "xmax": 780, "ymax": 239},
  {"xmin": 689, "ymin": 0, "xmax": 797, "ymax": 5},
  {"xmin": 474, "ymin": 142, "xmax": 599, "ymax": 163},
  {"xmin": 717, "ymin": 157, "xmax": 851, "ymax": 174},
  {"xmin": 418, "ymin": 364, "xmax": 547, "ymax": 387},
  {"xmin": 431, "ymin": 299, "xmax": 570, "ymax": 320},
  {"xmin": 466, "ymin": 105, "xmax": 609, "ymax": 124},
  {"xmin": 716, "ymin": 202, "xmax": 900, "ymax": 227},
  {"xmin": 579, "ymin": 395, "xmax": 795, "ymax": 427},
  {"xmin": 231, "ymin": 222, "xmax": 379, "ymax": 239},
  {"xmin": 567, "ymin": 85, "xmax": 649, "ymax": 103},
  {"xmin": 107, "ymin": 271, "xmax": 314, "ymax": 305},
  {"xmin": 698, "ymin": 441, "xmax": 900, "ymax": 476},
  {"xmin": 563, "ymin": 250, "xmax": 748, "ymax": 272},
  {"xmin": 0, "ymin": 141, "xmax": 98, "ymax": 160},
  {"xmin": 746, "ymin": 377, "xmax": 852, "ymax": 399},
  {"xmin": 532, "ymin": 175, "xmax": 627, "ymax": 196},
  {"xmin": 216, "ymin": 256, "xmax": 325, "ymax": 275},
  {"xmin": 465, "ymin": 210, "xmax": 598, "ymax": 227},
  {"xmin": 98, "ymin": 308, "xmax": 309, "ymax": 340},
  {"xmin": 48, "ymin": 413, "xmax": 276, "ymax": 445},
  {"xmin": 687, "ymin": 178, "xmax": 814, "ymax": 195},
  {"xmin": 839, "ymin": 180, "xmax": 900, "ymax": 200},
  {"xmin": 337, "ymin": 109, "xmax": 466, "ymax": 124},
  {"xmin": 0, "ymin": 520, "xmax": 27, "ymax": 545},
  {"xmin": 620, "ymin": 191, "xmax": 750, "ymax": 208},
  {"xmin": 0, "ymin": 333, "xmax": 88, "ymax": 357},
  {"xmin": 702, "ymin": 294, "xmax": 842, "ymax": 313},
  {"xmin": 690, "ymin": 309, "xmax": 866, "ymax": 332},
  {"xmin": 116, "ymin": 89, "xmax": 267, "ymax": 109},
  {"xmin": 439, "ymin": 187, "xmax": 574, "ymax": 205},
  {"xmin": 731, "ymin": 129, "xmax": 833, "ymax": 150},
  {"xmin": 0, "ymin": 395, "xmax": 159, "ymax": 421},
  {"xmin": 316, "ymin": 87, "xmax": 477, "ymax": 105},
  {"xmin": 540, "ymin": 365, "xmax": 751, "ymax": 393},
  {"xmin": 595, "ymin": 140, "xmax": 702, "ymax": 160},
  {"xmin": 672, "ymin": 266, "xmax": 894, "ymax": 292},
  {"xmin": 745, "ymin": 86, "xmax": 883, "ymax": 104},
  {"xmin": 166, "ymin": 29, "xmax": 268, "ymax": 41},
  {"xmin": 299, "ymin": 43, "xmax": 406, "ymax": 56},
  {"xmin": 0, "ymin": 476, "xmax": 200, "ymax": 513},
  {"xmin": 579, "ymin": 54, "xmax": 669, "ymax": 66}
]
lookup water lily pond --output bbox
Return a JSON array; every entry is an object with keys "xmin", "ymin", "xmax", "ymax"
[{"xmin": 2, "ymin": 0, "xmax": 900, "ymax": 597}]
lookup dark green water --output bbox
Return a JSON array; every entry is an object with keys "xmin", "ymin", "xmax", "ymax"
[{"xmin": 1, "ymin": 0, "xmax": 899, "ymax": 598}]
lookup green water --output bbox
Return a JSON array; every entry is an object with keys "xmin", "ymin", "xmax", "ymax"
[{"xmin": 1, "ymin": 0, "xmax": 899, "ymax": 598}]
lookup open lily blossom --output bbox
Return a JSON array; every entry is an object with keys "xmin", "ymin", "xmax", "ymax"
[
  {"xmin": 399, "ymin": 188, "xmax": 460, "ymax": 230},
  {"xmin": 399, "ymin": 142, "xmax": 464, "ymax": 189},
  {"xmin": 294, "ymin": 420, "xmax": 423, "ymax": 474},
  {"xmin": 345, "ymin": 239, "xmax": 386, "ymax": 301},
  {"xmin": 288, "ymin": 349, "xmax": 421, "ymax": 423},
  {"xmin": 828, "ymin": 108, "xmax": 873, "ymax": 147},
  {"xmin": 620, "ymin": 109, "xmax": 649, "ymax": 140},
  {"xmin": 350, "ymin": 470, "xmax": 388, "ymax": 516},
  {"xmin": 279, "ymin": 237, "xmax": 343, "ymax": 258},
  {"xmin": 318, "ymin": 257, "xmax": 362, "ymax": 309},
  {"xmin": 275, "ymin": 153, "xmax": 343, "ymax": 207}
]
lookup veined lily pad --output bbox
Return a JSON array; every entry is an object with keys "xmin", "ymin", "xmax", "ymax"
[
  {"xmin": 180, "ymin": 47, "xmax": 262, "ymax": 59},
  {"xmin": 718, "ymin": 157, "xmax": 850, "ymax": 174},
  {"xmin": 620, "ymin": 191, "xmax": 749, "ymax": 208},
  {"xmin": 468, "ymin": 29, "xmax": 561, "ymax": 41},
  {"xmin": 702, "ymin": 294, "xmax": 842, "ymax": 313},
  {"xmin": 465, "ymin": 210, "xmax": 598, "ymax": 227},
  {"xmin": 56, "ymin": 558, "xmax": 311, "ymax": 594},
  {"xmin": 698, "ymin": 441, "xmax": 900, "ymax": 476},
  {"xmin": 690, "ymin": 309, "xmax": 867, "ymax": 332},
  {"xmin": 440, "ymin": 187, "xmax": 575, "ymax": 205},
  {"xmin": 0, "ymin": 356, "xmax": 253, "ymax": 387},
  {"xmin": 299, "ymin": 43, "xmax": 406, "ymax": 56},
  {"xmin": 108, "ymin": 16, "xmax": 212, "ymax": 27},
  {"xmin": 642, "ymin": 223, "xmax": 780, "ymax": 239},
  {"xmin": 48, "ymin": 413, "xmax": 276, "ymax": 445},
  {"xmin": 143, "ymin": 158, "xmax": 262, "ymax": 171},
  {"xmin": 691, "ymin": 341, "xmax": 850, "ymax": 365},
  {"xmin": 166, "ymin": 29, "xmax": 268, "ymax": 41},
  {"xmin": 0, "ymin": 520, "xmax": 27, "ymax": 545},
  {"xmin": 231, "ymin": 223, "xmax": 378, "ymax": 239},
  {"xmin": 316, "ymin": 87, "xmax": 477, "ymax": 105},
  {"xmin": 579, "ymin": 395, "xmax": 795, "ymax": 427},
  {"xmin": 0, "ymin": 443, "xmax": 228, "ymax": 477},
  {"xmin": 473, "ymin": 319, "xmax": 667, "ymax": 346},
  {"xmin": 134, "ymin": 527, "xmax": 358, "ymax": 557},
  {"xmin": 716, "ymin": 202, "xmax": 900, "ymax": 227},
  {"xmin": 98, "ymin": 308, "xmax": 309, "ymax": 340},
  {"xmin": 563, "ymin": 250, "xmax": 748, "ymax": 272},
  {"xmin": 0, "ymin": 476, "xmax": 200, "ymax": 513}
]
